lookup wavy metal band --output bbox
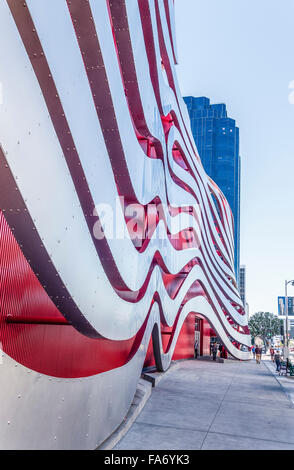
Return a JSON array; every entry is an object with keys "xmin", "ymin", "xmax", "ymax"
[{"xmin": 0, "ymin": 0, "xmax": 250, "ymax": 449}]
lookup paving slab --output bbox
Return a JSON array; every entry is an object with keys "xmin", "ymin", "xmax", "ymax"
[
  {"xmin": 210, "ymin": 398, "xmax": 294, "ymax": 444},
  {"xmin": 115, "ymin": 422, "xmax": 206, "ymax": 450},
  {"xmin": 202, "ymin": 432, "xmax": 294, "ymax": 450},
  {"xmin": 135, "ymin": 388, "xmax": 221, "ymax": 432},
  {"xmin": 114, "ymin": 358, "xmax": 294, "ymax": 450},
  {"xmin": 263, "ymin": 359, "xmax": 294, "ymax": 406}
]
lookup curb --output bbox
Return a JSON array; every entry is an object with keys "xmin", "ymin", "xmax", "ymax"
[
  {"xmin": 196, "ymin": 355, "xmax": 224, "ymax": 363},
  {"xmin": 141, "ymin": 360, "xmax": 180, "ymax": 387},
  {"xmin": 263, "ymin": 360, "xmax": 294, "ymax": 407}
]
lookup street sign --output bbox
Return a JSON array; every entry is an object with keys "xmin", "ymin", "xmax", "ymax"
[{"xmin": 278, "ymin": 297, "xmax": 294, "ymax": 316}]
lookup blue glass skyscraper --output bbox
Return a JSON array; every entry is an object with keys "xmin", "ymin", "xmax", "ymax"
[{"xmin": 184, "ymin": 96, "xmax": 240, "ymax": 284}]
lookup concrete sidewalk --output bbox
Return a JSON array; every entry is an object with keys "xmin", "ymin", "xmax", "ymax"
[
  {"xmin": 264, "ymin": 358, "xmax": 294, "ymax": 406},
  {"xmin": 114, "ymin": 359, "xmax": 294, "ymax": 450}
]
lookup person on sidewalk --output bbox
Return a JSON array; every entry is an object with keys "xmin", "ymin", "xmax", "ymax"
[
  {"xmin": 221, "ymin": 345, "xmax": 228, "ymax": 359},
  {"xmin": 274, "ymin": 350, "xmax": 281, "ymax": 374},
  {"xmin": 218, "ymin": 343, "xmax": 223, "ymax": 358},
  {"xmin": 270, "ymin": 347, "xmax": 275, "ymax": 362},
  {"xmin": 255, "ymin": 346, "xmax": 261, "ymax": 364},
  {"xmin": 194, "ymin": 341, "xmax": 198, "ymax": 359},
  {"xmin": 252, "ymin": 345, "xmax": 256, "ymax": 360},
  {"xmin": 212, "ymin": 343, "xmax": 218, "ymax": 361}
]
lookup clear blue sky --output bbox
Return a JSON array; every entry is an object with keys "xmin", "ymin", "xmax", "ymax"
[{"xmin": 175, "ymin": 0, "xmax": 294, "ymax": 315}]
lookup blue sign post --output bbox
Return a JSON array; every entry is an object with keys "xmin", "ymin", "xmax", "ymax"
[{"xmin": 278, "ymin": 297, "xmax": 294, "ymax": 316}]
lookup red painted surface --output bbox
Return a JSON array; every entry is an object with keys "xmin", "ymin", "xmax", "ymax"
[
  {"xmin": 201, "ymin": 318, "xmax": 211, "ymax": 356},
  {"xmin": 0, "ymin": 209, "xmax": 217, "ymax": 377},
  {"xmin": 144, "ymin": 336, "xmax": 155, "ymax": 368},
  {"xmin": 172, "ymin": 313, "xmax": 195, "ymax": 361},
  {"xmin": 144, "ymin": 312, "xmax": 212, "ymax": 367},
  {"xmin": 0, "ymin": 210, "xmax": 208, "ymax": 377},
  {"xmin": 0, "ymin": 211, "xmax": 147, "ymax": 378}
]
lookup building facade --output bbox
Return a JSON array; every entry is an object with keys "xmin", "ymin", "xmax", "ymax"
[
  {"xmin": 0, "ymin": 0, "xmax": 250, "ymax": 449},
  {"xmin": 184, "ymin": 96, "xmax": 241, "ymax": 284}
]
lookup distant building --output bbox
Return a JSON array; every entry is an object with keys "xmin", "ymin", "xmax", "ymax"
[
  {"xmin": 239, "ymin": 265, "xmax": 246, "ymax": 308},
  {"xmin": 184, "ymin": 96, "xmax": 241, "ymax": 283}
]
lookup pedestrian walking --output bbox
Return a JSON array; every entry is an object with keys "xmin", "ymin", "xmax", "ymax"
[
  {"xmin": 194, "ymin": 341, "xmax": 198, "ymax": 359},
  {"xmin": 252, "ymin": 346, "xmax": 256, "ymax": 359},
  {"xmin": 274, "ymin": 350, "xmax": 281, "ymax": 374},
  {"xmin": 255, "ymin": 346, "xmax": 261, "ymax": 364},
  {"xmin": 221, "ymin": 345, "xmax": 228, "ymax": 359},
  {"xmin": 212, "ymin": 343, "xmax": 218, "ymax": 361},
  {"xmin": 270, "ymin": 347, "xmax": 275, "ymax": 362},
  {"xmin": 218, "ymin": 343, "xmax": 222, "ymax": 358}
]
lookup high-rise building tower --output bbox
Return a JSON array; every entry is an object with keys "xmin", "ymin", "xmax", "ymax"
[
  {"xmin": 184, "ymin": 96, "xmax": 241, "ymax": 284},
  {"xmin": 239, "ymin": 265, "xmax": 246, "ymax": 307}
]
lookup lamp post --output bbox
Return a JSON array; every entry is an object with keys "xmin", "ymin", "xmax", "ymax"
[{"xmin": 284, "ymin": 280, "xmax": 294, "ymax": 358}]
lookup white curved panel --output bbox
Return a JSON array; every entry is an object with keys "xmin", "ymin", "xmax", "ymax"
[{"xmin": 0, "ymin": 0, "xmax": 251, "ymax": 451}]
